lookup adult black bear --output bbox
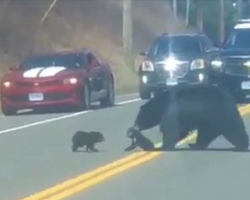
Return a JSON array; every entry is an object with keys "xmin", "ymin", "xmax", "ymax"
[{"xmin": 126, "ymin": 85, "xmax": 249, "ymax": 151}]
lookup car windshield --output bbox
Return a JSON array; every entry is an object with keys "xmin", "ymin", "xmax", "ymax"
[
  {"xmin": 224, "ymin": 29, "xmax": 250, "ymax": 49},
  {"xmin": 150, "ymin": 36, "xmax": 201, "ymax": 57},
  {"xmin": 20, "ymin": 54, "xmax": 83, "ymax": 70}
]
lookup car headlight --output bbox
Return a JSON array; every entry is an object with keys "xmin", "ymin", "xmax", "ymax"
[
  {"xmin": 63, "ymin": 77, "xmax": 78, "ymax": 84},
  {"xmin": 243, "ymin": 61, "xmax": 250, "ymax": 67},
  {"xmin": 141, "ymin": 61, "xmax": 154, "ymax": 71},
  {"xmin": 3, "ymin": 81, "xmax": 11, "ymax": 87},
  {"xmin": 190, "ymin": 59, "xmax": 205, "ymax": 70},
  {"xmin": 211, "ymin": 58, "xmax": 223, "ymax": 71}
]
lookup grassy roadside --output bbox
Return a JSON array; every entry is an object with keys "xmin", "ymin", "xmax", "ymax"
[{"xmin": 0, "ymin": 0, "xmax": 194, "ymax": 96}]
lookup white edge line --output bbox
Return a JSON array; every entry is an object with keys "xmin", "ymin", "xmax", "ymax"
[
  {"xmin": 0, "ymin": 98, "xmax": 141, "ymax": 135},
  {"xmin": 116, "ymin": 98, "xmax": 141, "ymax": 105}
]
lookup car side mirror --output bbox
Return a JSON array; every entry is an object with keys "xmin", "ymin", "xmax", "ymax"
[{"xmin": 139, "ymin": 51, "xmax": 148, "ymax": 56}]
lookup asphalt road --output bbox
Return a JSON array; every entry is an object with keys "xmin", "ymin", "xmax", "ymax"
[
  {"xmin": 73, "ymin": 143, "xmax": 250, "ymax": 200},
  {"xmin": 72, "ymin": 116, "xmax": 250, "ymax": 200},
  {"xmin": 0, "ymin": 93, "xmax": 250, "ymax": 200},
  {"xmin": 0, "ymin": 93, "xmax": 159, "ymax": 200}
]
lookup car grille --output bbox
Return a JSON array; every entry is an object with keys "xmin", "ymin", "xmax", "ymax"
[
  {"xmin": 154, "ymin": 62, "xmax": 189, "ymax": 78},
  {"xmin": 224, "ymin": 57, "xmax": 250, "ymax": 76},
  {"xmin": 10, "ymin": 93, "xmax": 71, "ymax": 102},
  {"xmin": 16, "ymin": 80, "xmax": 62, "ymax": 87}
]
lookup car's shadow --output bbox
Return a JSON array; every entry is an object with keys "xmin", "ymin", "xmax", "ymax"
[{"xmin": 13, "ymin": 103, "xmax": 121, "ymax": 116}]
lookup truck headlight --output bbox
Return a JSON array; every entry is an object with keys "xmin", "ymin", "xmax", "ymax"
[
  {"xmin": 190, "ymin": 59, "xmax": 205, "ymax": 70},
  {"xmin": 142, "ymin": 75, "xmax": 148, "ymax": 83},
  {"xmin": 141, "ymin": 61, "xmax": 154, "ymax": 71},
  {"xmin": 211, "ymin": 58, "xmax": 223, "ymax": 71},
  {"xmin": 243, "ymin": 61, "xmax": 250, "ymax": 67}
]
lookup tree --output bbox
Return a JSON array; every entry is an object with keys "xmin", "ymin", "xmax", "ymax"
[{"xmin": 175, "ymin": 0, "xmax": 238, "ymax": 42}]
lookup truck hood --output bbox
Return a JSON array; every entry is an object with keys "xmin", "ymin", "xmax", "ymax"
[{"xmin": 220, "ymin": 48, "xmax": 250, "ymax": 57}]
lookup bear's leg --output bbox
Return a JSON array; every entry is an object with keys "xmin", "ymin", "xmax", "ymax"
[
  {"xmin": 221, "ymin": 127, "xmax": 249, "ymax": 151},
  {"xmin": 220, "ymin": 102, "xmax": 249, "ymax": 151},
  {"xmin": 72, "ymin": 143, "xmax": 85, "ymax": 152},
  {"xmin": 129, "ymin": 129, "xmax": 155, "ymax": 151},
  {"xmin": 189, "ymin": 127, "xmax": 219, "ymax": 150},
  {"xmin": 125, "ymin": 98, "xmax": 157, "ymax": 151},
  {"xmin": 159, "ymin": 99, "xmax": 180, "ymax": 150},
  {"xmin": 71, "ymin": 145, "xmax": 78, "ymax": 152},
  {"xmin": 217, "ymin": 90, "xmax": 249, "ymax": 150},
  {"xmin": 125, "ymin": 96, "xmax": 168, "ymax": 151},
  {"xmin": 86, "ymin": 142, "xmax": 99, "ymax": 152},
  {"xmin": 127, "ymin": 96, "xmax": 167, "ymax": 138}
]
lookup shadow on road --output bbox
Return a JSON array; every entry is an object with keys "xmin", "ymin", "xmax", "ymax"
[
  {"xmin": 138, "ymin": 147, "xmax": 250, "ymax": 153},
  {"xmin": 71, "ymin": 149, "xmax": 105, "ymax": 153}
]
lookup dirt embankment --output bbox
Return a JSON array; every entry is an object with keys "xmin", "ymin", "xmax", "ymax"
[{"xmin": 0, "ymin": 0, "xmax": 195, "ymax": 94}]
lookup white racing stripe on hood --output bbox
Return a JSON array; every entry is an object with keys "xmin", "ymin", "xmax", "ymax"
[
  {"xmin": 23, "ymin": 67, "xmax": 45, "ymax": 78},
  {"xmin": 38, "ymin": 66, "xmax": 67, "ymax": 77}
]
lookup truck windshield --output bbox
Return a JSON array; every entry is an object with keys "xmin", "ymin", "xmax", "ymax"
[
  {"xmin": 224, "ymin": 29, "xmax": 250, "ymax": 49},
  {"xmin": 150, "ymin": 36, "xmax": 202, "ymax": 57}
]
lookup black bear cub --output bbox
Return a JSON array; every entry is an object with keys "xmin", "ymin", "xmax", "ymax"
[
  {"xmin": 71, "ymin": 131, "xmax": 105, "ymax": 152},
  {"xmin": 125, "ymin": 128, "xmax": 155, "ymax": 151}
]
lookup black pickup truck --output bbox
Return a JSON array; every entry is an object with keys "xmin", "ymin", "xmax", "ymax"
[
  {"xmin": 138, "ymin": 33, "xmax": 221, "ymax": 99},
  {"xmin": 211, "ymin": 20, "xmax": 250, "ymax": 103}
]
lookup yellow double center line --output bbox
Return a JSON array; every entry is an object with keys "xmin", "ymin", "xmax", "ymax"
[{"xmin": 20, "ymin": 105, "xmax": 250, "ymax": 200}]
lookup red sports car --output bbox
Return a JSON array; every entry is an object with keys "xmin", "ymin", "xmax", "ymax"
[{"xmin": 0, "ymin": 49, "xmax": 115, "ymax": 115}]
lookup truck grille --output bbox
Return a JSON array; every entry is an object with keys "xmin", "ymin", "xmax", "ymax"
[
  {"xmin": 155, "ymin": 62, "xmax": 189, "ymax": 78},
  {"xmin": 224, "ymin": 57, "xmax": 250, "ymax": 76}
]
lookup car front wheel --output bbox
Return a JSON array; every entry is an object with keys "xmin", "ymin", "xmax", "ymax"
[
  {"xmin": 1, "ymin": 105, "xmax": 16, "ymax": 116},
  {"xmin": 139, "ymin": 83, "xmax": 151, "ymax": 99},
  {"xmin": 100, "ymin": 80, "xmax": 115, "ymax": 107},
  {"xmin": 77, "ymin": 84, "xmax": 91, "ymax": 111}
]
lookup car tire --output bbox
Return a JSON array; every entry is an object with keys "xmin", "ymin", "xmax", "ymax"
[
  {"xmin": 1, "ymin": 105, "xmax": 16, "ymax": 116},
  {"xmin": 77, "ymin": 84, "xmax": 91, "ymax": 111},
  {"xmin": 100, "ymin": 80, "xmax": 115, "ymax": 107},
  {"xmin": 139, "ymin": 83, "xmax": 151, "ymax": 99}
]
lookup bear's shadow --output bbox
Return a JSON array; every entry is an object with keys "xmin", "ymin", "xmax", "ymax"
[
  {"xmin": 71, "ymin": 149, "xmax": 105, "ymax": 153},
  {"xmin": 140, "ymin": 147, "xmax": 250, "ymax": 153}
]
